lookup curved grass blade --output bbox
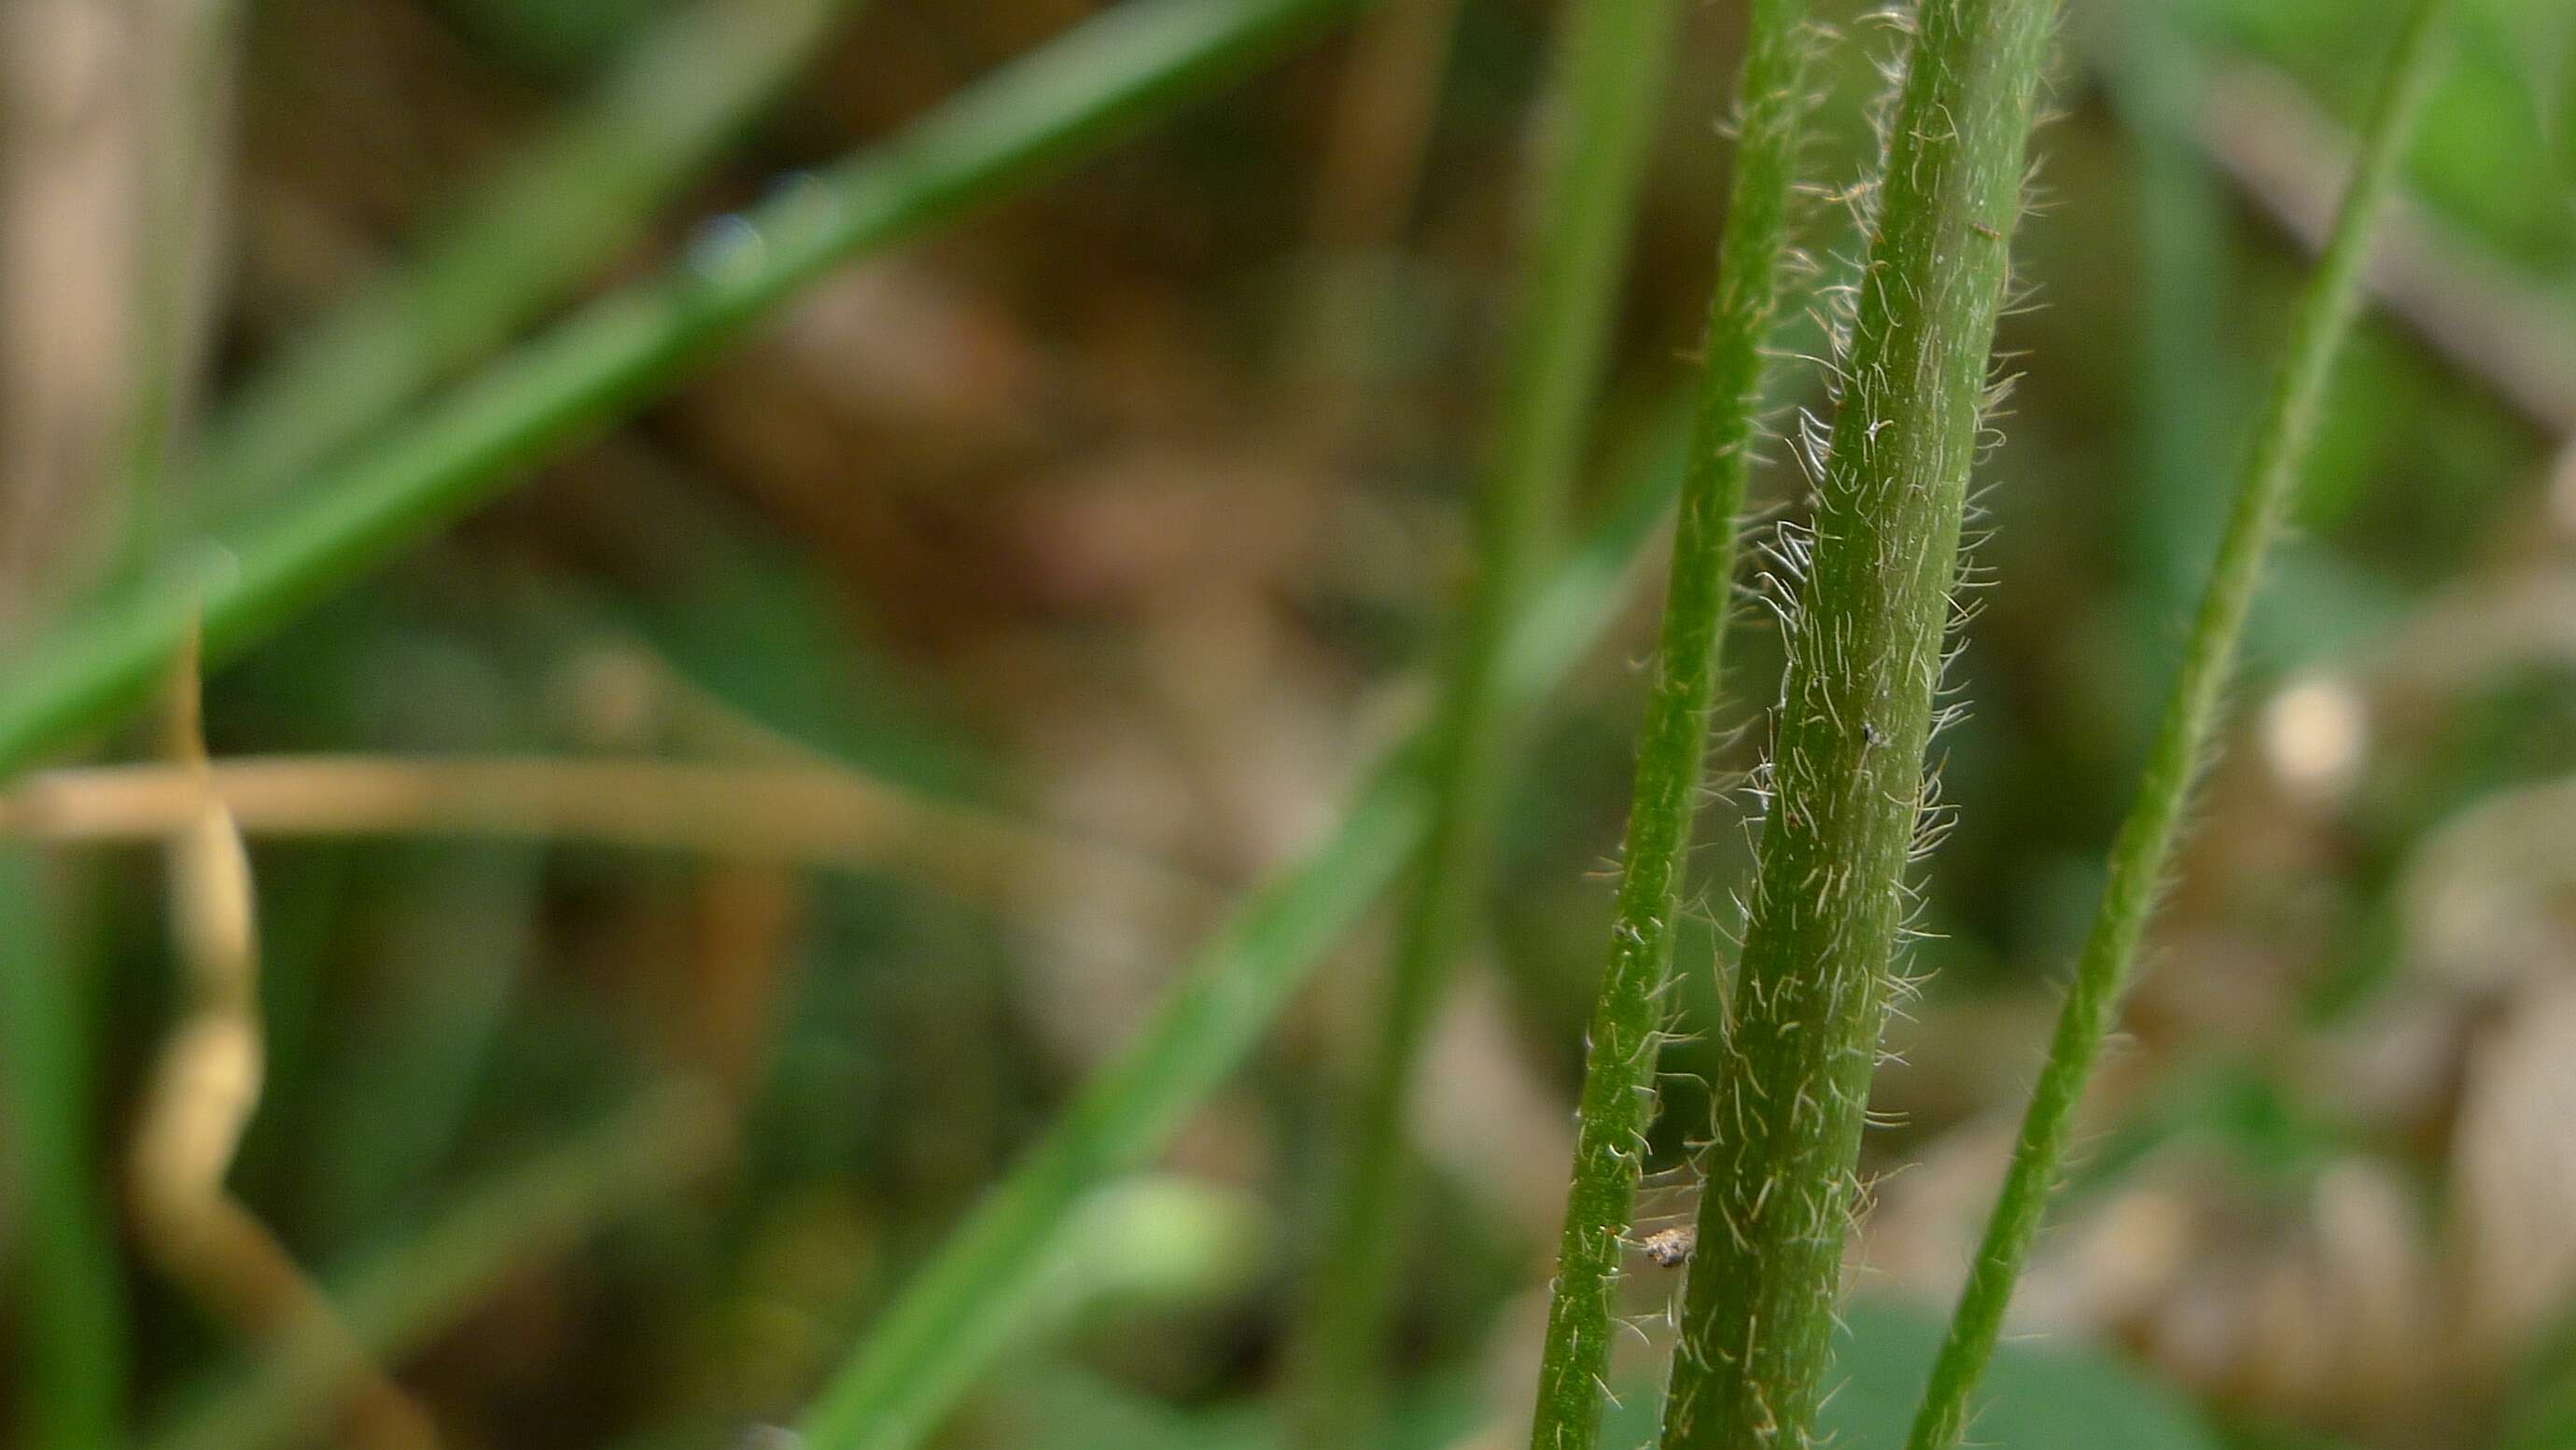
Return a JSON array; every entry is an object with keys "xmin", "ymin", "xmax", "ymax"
[
  {"xmin": 0, "ymin": 0, "xmax": 1371, "ymax": 784},
  {"xmin": 1902, "ymin": 6, "xmax": 2460, "ymax": 1447}
]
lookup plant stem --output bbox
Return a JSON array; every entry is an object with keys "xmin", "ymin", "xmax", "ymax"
[
  {"xmin": 0, "ymin": 849, "xmax": 128, "ymax": 1450},
  {"xmin": 0, "ymin": 0, "xmax": 1370, "ymax": 785},
  {"xmin": 1297, "ymin": 0, "xmax": 1681, "ymax": 1438},
  {"xmin": 1902, "ymin": 6, "xmax": 2457, "ymax": 1448},
  {"xmin": 1659, "ymin": 1, "xmax": 2059, "ymax": 1445},
  {"xmin": 114, "ymin": 0, "xmax": 245, "ymax": 588},
  {"xmin": 1523, "ymin": 3, "xmax": 1815, "ymax": 1448},
  {"xmin": 190, "ymin": 0, "xmax": 857, "ymax": 517},
  {"xmin": 793, "ymin": 407, "xmax": 1700, "ymax": 1450}
]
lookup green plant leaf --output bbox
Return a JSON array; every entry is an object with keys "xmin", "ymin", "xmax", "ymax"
[
  {"xmin": 1831, "ymin": 1300, "xmax": 2217, "ymax": 1450},
  {"xmin": 1603, "ymin": 1299, "xmax": 2217, "ymax": 1450}
]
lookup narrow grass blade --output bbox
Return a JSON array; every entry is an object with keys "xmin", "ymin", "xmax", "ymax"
[
  {"xmin": 790, "ymin": 410, "xmax": 1696, "ymax": 1450},
  {"xmin": 1295, "ymin": 0, "xmax": 1683, "ymax": 1436},
  {"xmin": 1902, "ymin": 7, "xmax": 2459, "ymax": 1448},
  {"xmin": 804, "ymin": 762, "xmax": 1432, "ymax": 1450},
  {"xmin": 190, "ymin": 0, "xmax": 857, "ymax": 515},
  {"xmin": 0, "ymin": 0, "xmax": 1370, "ymax": 784},
  {"xmin": 794, "ymin": 781, "xmax": 1424, "ymax": 1450},
  {"xmin": 1523, "ymin": 5, "xmax": 1817, "ymax": 1449},
  {"xmin": 114, "ymin": 0, "xmax": 246, "ymax": 585},
  {"xmin": 1659, "ymin": 1, "xmax": 2062, "ymax": 1445},
  {"xmin": 0, "ymin": 849, "xmax": 129, "ymax": 1450}
]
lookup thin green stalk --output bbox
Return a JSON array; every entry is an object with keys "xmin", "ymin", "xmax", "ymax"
[
  {"xmin": 1903, "ymin": 7, "xmax": 2457, "ymax": 1448},
  {"xmin": 0, "ymin": 848, "xmax": 128, "ymax": 1450},
  {"xmin": 1303, "ymin": 0, "xmax": 1465, "ymax": 254},
  {"xmin": 190, "ymin": 0, "xmax": 857, "ymax": 515},
  {"xmin": 1296, "ymin": 0, "xmax": 1682, "ymax": 1438},
  {"xmin": 1524, "ymin": 4, "xmax": 1816, "ymax": 1449},
  {"xmin": 1277, "ymin": 0, "xmax": 1466, "ymax": 414},
  {"xmin": 793, "ymin": 409, "xmax": 1698, "ymax": 1450},
  {"xmin": 116, "ymin": 0, "xmax": 246, "ymax": 588},
  {"xmin": 801, "ymin": 778, "xmax": 1424, "ymax": 1450},
  {"xmin": 0, "ymin": 0, "xmax": 1371, "ymax": 784},
  {"xmin": 1659, "ymin": 1, "xmax": 2060, "ymax": 1445}
]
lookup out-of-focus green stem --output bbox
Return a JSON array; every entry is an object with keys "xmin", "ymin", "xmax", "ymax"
[
  {"xmin": 1659, "ymin": 0, "xmax": 2060, "ymax": 1445},
  {"xmin": 1304, "ymin": 0, "xmax": 1464, "ymax": 253},
  {"xmin": 115, "ymin": 0, "xmax": 246, "ymax": 587},
  {"xmin": 1295, "ymin": 0, "xmax": 1683, "ymax": 1439},
  {"xmin": 801, "ymin": 775, "xmax": 1426, "ymax": 1450},
  {"xmin": 1523, "ymin": 6, "xmax": 1815, "ymax": 1449},
  {"xmin": 0, "ymin": 848, "xmax": 128, "ymax": 1450},
  {"xmin": 0, "ymin": 0, "xmax": 1372, "ymax": 784},
  {"xmin": 190, "ymin": 0, "xmax": 857, "ymax": 515},
  {"xmin": 792, "ymin": 408, "xmax": 1698, "ymax": 1450},
  {"xmin": 1903, "ymin": 6, "xmax": 2457, "ymax": 1448}
]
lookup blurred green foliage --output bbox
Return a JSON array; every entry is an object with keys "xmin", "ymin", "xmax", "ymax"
[{"xmin": 2, "ymin": 0, "xmax": 2572, "ymax": 1447}]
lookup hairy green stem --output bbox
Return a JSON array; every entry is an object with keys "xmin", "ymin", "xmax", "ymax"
[
  {"xmin": 1903, "ymin": 6, "xmax": 2457, "ymax": 1447},
  {"xmin": 0, "ymin": 849, "xmax": 128, "ymax": 1450},
  {"xmin": 0, "ymin": 0, "xmax": 1368, "ymax": 784},
  {"xmin": 1524, "ymin": 4, "xmax": 1815, "ymax": 1448},
  {"xmin": 1297, "ymin": 0, "xmax": 1682, "ymax": 1439},
  {"xmin": 1659, "ymin": 2, "xmax": 2059, "ymax": 1445},
  {"xmin": 191, "ymin": 0, "xmax": 858, "ymax": 516},
  {"xmin": 794, "ymin": 409, "xmax": 1699, "ymax": 1450}
]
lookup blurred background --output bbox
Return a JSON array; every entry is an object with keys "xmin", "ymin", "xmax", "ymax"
[{"xmin": 2, "ymin": 1, "xmax": 2573, "ymax": 1447}]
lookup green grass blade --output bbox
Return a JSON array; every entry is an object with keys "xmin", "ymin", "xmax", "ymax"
[
  {"xmin": 0, "ymin": 849, "xmax": 129, "ymax": 1450},
  {"xmin": 795, "ymin": 779, "xmax": 1427, "ymax": 1450},
  {"xmin": 1295, "ymin": 0, "xmax": 1683, "ymax": 1436},
  {"xmin": 0, "ymin": 0, "xmax": 1369, "ymax": 784},
  {"xmin": 114, "ymin": 0, "xmax": 246, "ymax": 584},
  {"xmin": 789, "ymin": 410, "xmax": 1696, "ymax": 1450},
  {"xmin": 1902, "ymin": 7, "xmax": 2459, "ymax": 1448},
  {"xmin": 1522, "ymin": 6, "xmax": 1816, "ymax": 1449},
  {"xmin": 1659, "ymin": 0, "xmax": 2062, "ymax": 1445},
  {"xmin": 190, "ymin": 0, "xmax": 857, "ymax": 515}
]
